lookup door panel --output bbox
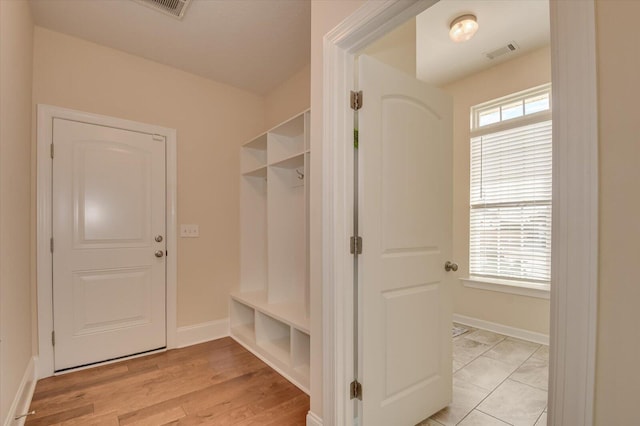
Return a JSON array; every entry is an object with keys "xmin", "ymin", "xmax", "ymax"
[
  {"xmin": 75, "ymin": 141, "xmax": 151, "ymax": 245},
  {"xmin": 53, "ymin": 118, "xmax": 166, "ymax": 371},
  {"xmin": 71, "ymin": 267, "xmax": 152, "ymax": 335},
  {"xmin": 383, "ymin": 284, "xmax": 440, "ymax": 398},
  {"xmin": 381, "ymin": 96, "xmax": 444, "ymax": 253},
  {"xmin": 359, "ymin": 55, "xmax": 453, "ymax": 425}
]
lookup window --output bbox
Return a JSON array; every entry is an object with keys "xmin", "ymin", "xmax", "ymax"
[{"xmin": 469, "ymin": 84, "xmax": 552, "ymax": 287}]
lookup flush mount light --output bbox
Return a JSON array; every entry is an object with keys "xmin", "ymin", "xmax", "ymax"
[{"xmin": 449, "ymin": 14, "xmax": 479, "ymax": 43}]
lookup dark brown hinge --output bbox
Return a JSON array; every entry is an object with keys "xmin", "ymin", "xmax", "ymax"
[
  {"xmin": 350, "ymin": 90, "xmax": 363, "ymax": 110},
  {"xmin": 350, "ymin": 380, "xmax": 362, "ymax": 400},
  {"xmin": 350, "ymin": 236, "xmax": 362, "ymax": 255}
]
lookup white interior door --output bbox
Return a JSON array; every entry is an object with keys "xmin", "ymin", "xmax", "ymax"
[
  {"xmin": 358, "ymin": 55, "xmax": 453, "ymax": 425},
  {"xmin": 52, "ymin": 118, "xmax": 166, "ymax": 371}
]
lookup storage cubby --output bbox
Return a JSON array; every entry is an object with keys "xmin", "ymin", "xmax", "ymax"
[
  {"xmin": 241, "ymin": 134, "xmax": 268, "ymax": 174},
  {"xmin": 268, "ymin": 156, "xmax": 305, "ymax": 305},
  {"xmin": 256, "ymin": 312, "xmax": 291, "ymax": 367},
  {"xmin": 230, "ymin": 110, "xmax": 311, "ymax": 394},
  {"xmin": 230, "ymin": 299, "xmax": 255, "ymax": 345},
  {"xmin": 239, "ymin": 175, "xmax": 267, "ymax": 292},
  {"xmin": 267, "ymin": 114, "xmax": 305, "ymax": 164},
  {"xmin": 292, "ymin": 329, "xmax": 310, "ymax": 389}
]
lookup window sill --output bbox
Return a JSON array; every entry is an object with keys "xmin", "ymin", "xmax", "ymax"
[{"xmin": 460, "ymin": 276, "xmax": 550, "ymax": 300}]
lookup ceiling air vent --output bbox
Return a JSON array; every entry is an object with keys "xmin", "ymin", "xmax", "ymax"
[
  {"xmin": 133, "ymin": 0, "xmax": 192, "ymax": 19},
  {"xmin": 485, "ymin": 42, "xmax": 519, "ymax": 60}
]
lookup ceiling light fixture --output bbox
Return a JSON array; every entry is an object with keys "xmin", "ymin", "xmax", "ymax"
[{"xmin": 449, "ymin": 14, "xmax": 478, "ymax": 43}]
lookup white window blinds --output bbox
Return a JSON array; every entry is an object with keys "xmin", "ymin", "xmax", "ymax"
[{"xmin": 469, "ymin": 120, "xmax": 552, "ymax": 283}]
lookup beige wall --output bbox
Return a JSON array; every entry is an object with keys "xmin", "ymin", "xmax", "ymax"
[
  {"xmin": 595, "ymin": 1, "xmax": 640, "ymax": 423},
  {"xmin": 309, "ymin": 0, "xmax": 366, "ymax": 418},
  {"xmin": 442, "ymin": 47, "xmax": 552, "ymax": 335},
  {"xmin": 32, "ymin": 27, "xmax": 265, "ymax": 327},
  {"xmin": 265, "ymin": 64, "xmax": 310, "ymax": 129},
  {"xmin": 0, "ymin": 0, "xmax": 35, "ymax": 422},
  {"xmin": 364, "ymin": 17, "xmax": 416, "ymax": 78}
]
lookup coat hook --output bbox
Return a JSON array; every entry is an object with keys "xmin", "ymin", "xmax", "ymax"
[{"xmin": 296, "ymin": 169, "xmax": 304, "ymax": 180}]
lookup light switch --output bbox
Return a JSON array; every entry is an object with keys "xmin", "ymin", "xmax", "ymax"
[{"xmin": 180, "ymin": 224, "xmax": 199, "ymax": 238}]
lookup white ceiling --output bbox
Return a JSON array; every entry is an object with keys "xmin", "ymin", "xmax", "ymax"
[
  {"xmin": 29, "ymin": 0, "xmax": 311, "ymax": 95},
  {"xmin": 417, "ymin": 0, "xmax": 550, "ymax": 86}
]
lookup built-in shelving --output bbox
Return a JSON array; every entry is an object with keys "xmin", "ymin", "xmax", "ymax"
[{"xmin": 231, "ymin": 110, "xmax": 310, "ymax": 394}]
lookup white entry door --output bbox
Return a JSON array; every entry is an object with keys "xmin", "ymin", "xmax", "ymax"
[
  {"xmin": 358, "ymin": 55, "xmax": 453, "ymax": 425},
  {"xmin": 52, "ymin": 118, "xmax": 167, "ymax": 371}
]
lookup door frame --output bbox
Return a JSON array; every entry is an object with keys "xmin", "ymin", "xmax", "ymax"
[
  {"xmin": 322, "ymin": 1, "xmax": 598, "ymax": 425},
  {"xmin": 36, "ymin": 104, "xmax": 178, "ymax": 379}
]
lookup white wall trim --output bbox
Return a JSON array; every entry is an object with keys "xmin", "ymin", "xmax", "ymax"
[
  {"xmin": 549, "ymin": 1, "xmax": 598, "ymax": 425},
  {"xmin": 176, "ymin": 318, "xmax": 229, "ymax": 348},
  {"xmin": 453, "ymin": 314, "xmax": 549, "ymax": 346},
  {"xmin": 461, "ymin": 277, "xmax": 550, "ymax": 300},
  {"xmin": 306, "ymin": 411, "xmax": 323, "ymax": 426},
  {"xmin": 36, "ymin": 104, "xmax": 178, "ymax": 379},
  {"xmin": 322, "ymin": 0, "xmax": 597, "ymax": 425},
  {"xmin": 3, "ymin": 356, "xmax": 37, "ymax": 426}
]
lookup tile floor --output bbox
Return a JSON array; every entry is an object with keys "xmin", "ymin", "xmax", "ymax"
[{"xmin": 418, "ymin": 325, "xmax": 549, "ymax": 426}]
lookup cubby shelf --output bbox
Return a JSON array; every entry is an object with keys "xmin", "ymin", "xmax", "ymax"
[
  {"xmin": 270, "ymin": 152, "xmax": 305, "ymax": 169},
  {"xmin": 231, "ymin": 291, "xmax": 309, "ymax": 334},
  {"xmin": 242, "ymin": 165, "xmax": 267, "ymax": 178},
  {"xmin": 232, "ymin": 110, "xmax": 311, "ymax": 395},
  {"xmin": 230, "ymin": 323, "xmax": 255, "ymax": 345}
]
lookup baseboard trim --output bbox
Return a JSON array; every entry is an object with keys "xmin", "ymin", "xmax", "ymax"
[
  {"xmin": 453, "ymin": 314, "xmax": 549, "ymax": 345},
  {"xmin": 4, "ymin": 356, "xmax": 38, "ymax": 426},
  {"xmin": 176, "ymin": 318, "xmax": 229, "ymax": 348},
  {"xmin": 306, "ymin": 411, "xmax": 323, "ymax": 426}
]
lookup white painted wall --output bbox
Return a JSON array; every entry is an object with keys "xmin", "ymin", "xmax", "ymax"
[{"xmin": 0, "ymin": 0, "xmax": 35, "ymax": 423}]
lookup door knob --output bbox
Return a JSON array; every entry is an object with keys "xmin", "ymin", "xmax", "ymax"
[
  {"xmin": 444, "ymin": 261, "xmax": 458, "ymax": 272},
  {"xmin": 155, "ymin": 250, "xmax": 164, "ymax": 258},
  {"xmin": 155, "ymin": 235, "xmax": 163, "ymax": 242}
]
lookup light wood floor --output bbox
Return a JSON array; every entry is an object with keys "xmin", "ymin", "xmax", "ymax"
[{"xmin": 26, "ymin": 337, "xmax": 309, "ymax": 425}]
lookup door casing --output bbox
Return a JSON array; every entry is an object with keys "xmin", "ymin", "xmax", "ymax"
[
  {"xmin": 36, "ymin": 104, "xmax": 178, "ymax": 379},
  {"xmin": 320, "ymin": 1, "xmax": 598, "ymax": 425}
]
